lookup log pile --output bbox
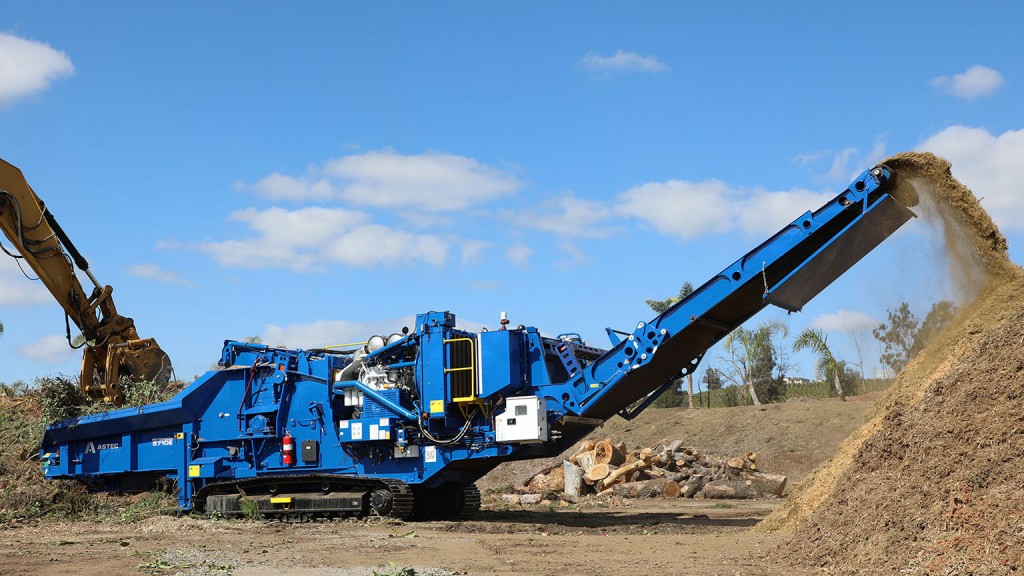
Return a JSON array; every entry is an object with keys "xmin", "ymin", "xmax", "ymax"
[{"xmin": 518, "ymin": 437, "xmax": 786, "ymax": 502}]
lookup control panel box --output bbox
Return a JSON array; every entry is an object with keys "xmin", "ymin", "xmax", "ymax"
[{"xmin": 495, "ymin": 396, "xmax": 548, "ymax": 443}]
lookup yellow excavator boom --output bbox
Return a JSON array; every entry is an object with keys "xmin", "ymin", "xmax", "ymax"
[{"xmin": 0, "ymin": 158, "xmax": 170, "ymax": 405}]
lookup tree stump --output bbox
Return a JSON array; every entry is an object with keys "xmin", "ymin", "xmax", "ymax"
[{"xmin": 563, "ymin": 460, "xmax": 585, "ymax": 497}]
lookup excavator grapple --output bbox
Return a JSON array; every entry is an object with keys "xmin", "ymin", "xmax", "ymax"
[{"xmin": 38, "ymin": 164, "xmax": 917, "ymax": 518}]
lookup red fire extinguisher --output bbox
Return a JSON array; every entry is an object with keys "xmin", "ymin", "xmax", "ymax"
[{"xmin": 282, "ymin": 431, "xmax": 296, "ymax": 466}]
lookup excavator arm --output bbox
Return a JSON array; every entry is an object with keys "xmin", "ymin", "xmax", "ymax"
[{"xmin": 0, "ymin": 158, "xmax": 170, "ymax": 405}]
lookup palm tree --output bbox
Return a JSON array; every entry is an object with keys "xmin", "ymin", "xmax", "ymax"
[
  {"xmin": 793, "ymin": 328, "xmax": 846, "ymax": 401},
  {"xmin": 722, "ymin": 320, "xmax": 788, "ymax": 406},
  {"xmin": 645, "ymin": 282, "xmax": 696, "ymax": 408}
]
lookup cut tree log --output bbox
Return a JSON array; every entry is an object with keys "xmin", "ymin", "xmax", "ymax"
[
  {"xmin": 601, "ymin": 457, "xmax": 656, "ymax": 486},
  {"xmin": 593, "ymin": 440, "xmax": 626, "ymax": 466},
  {"xmin": 657, "ymin": 450, "xmax": 675, "ymax": 470},
  {"xmin": 701, "ymin": 479, "xmax": 757, "ymax": 499},
  {"xmin": 662, "ymin": 480, "xmax": 681, "ymax": 498},
  {"xmin": 519, "ymin": 494, "xmax": 543, "ymax": 505},
  {"xmin": 576, "ymin": 450, "xmax": 597, "ymax": 475},
  {"xmin": 526, "ymin": 462, "xmax": 565, "ymax": 492},
  {"xmin": 563, "ymin": 460, "xmax": 584, "ymax": 498},
  {"xmin": 645, "ymin": 466, "xmax": 667, "ymax": 479},
  {"xmin": 743, "ymin": 471, "xmax": 787, "ymax": 497},
  {"xmin": 680, "ymin": 473, "xmax": 707, "ymax": 498},
  {"xmin": 586, "ymin": 462, "xmax": 615, "ymax": 483},
  {"xmin": 568, "ymin": 441, "xmax": 596, "ymax": 465},
  {"xmin": 608, "ymin": 482, "xmax": 643, "ymax": 498},
  {"xmin": 665, "ymin": 471, "xmax": 690, "ymax": 483},
  {"xmin": 615, "ymin": 441, "xmax": 629, "ymax": 457},
  {"xmin": 606, "ymin": 478, "xmax": 679, "ymax": 498}
]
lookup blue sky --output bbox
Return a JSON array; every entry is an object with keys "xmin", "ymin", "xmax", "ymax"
[{"xmin": 2, "ymin": 2, "xmax": 1023, "ymax": 386}]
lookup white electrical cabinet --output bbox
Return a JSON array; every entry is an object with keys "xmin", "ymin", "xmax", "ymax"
[{"xmin": 495, "ymin": 396, "xmax": 548, "ymax": 443}]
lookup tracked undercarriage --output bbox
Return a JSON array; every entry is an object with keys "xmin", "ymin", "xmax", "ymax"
[{"xmin": 198, "ymin": 474, "xmax": 480, "ymax": 521}]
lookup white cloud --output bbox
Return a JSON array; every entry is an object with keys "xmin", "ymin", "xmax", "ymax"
[
  {"xmin": 505, "ymin": 243, "xmax": 532, "ymax": 269},
  {"xmin": 321, "ymin": 224, "xmax": 448, "ymax": 268},
  {"xmin": 809, "ymin": 310, "xmax": 878, "ymax": 332},
  {"xmin": 263, "ymin": 317, "xmax": 415, "ymax": 349},
  {"xmin": 616, "ymin": 180, "xmax": 737, "ymax": 239},
  {"xmin": 19, "ymin": 334, "xmax": 76, "ymax": 365},
  {"xmin": 866, "ymin": 135, "xmax": 888, "ymax": 164},
  {"xmin": 0, "ymin": 256, "xmax": 50, "ymax": 306},
  {"xmin": 196, "ymin": 206, "xmax": 448, "ymax": 272},
  {"xmin": 326, "ymin": 150, "xmax": 520, "ymax": 211},
  {"xmin": 580, "ymin": 50, "xmax": 668, "ymax": 74},
  {"xmin": 508, "ymin": 192, "xmax": 616, "ymax": 238},
  {"xmin": 931, "ymin": 65, "xmax": 1005, "ymax": 100},
  {"xmin": 399, "ymin": 212, "xmax": 455, "ymax": 229},
  {"xmin": 919, "ymin": 126, "xmax": 1024, "ymax": 232},
  {"xmin": 263, "ymin": 315, "xmax": 488, "ymax": 349},
  {"xmin": 126, "ymin": 264, "xmax": 193, "ymax": 286},
  {"xmin": 617, "ymin": 179, "xmax": 834, "ymax": 240},
  {"xmin": 792, "ymin": 151, "xmax": 829, "ymax": 166},
  {"xmin": 794, "ymin": 136, "xmax": 888, "ymax": 183},
  {"xmin": 736, "ymin": 189, "xmax": 833, "ymax": 235},
  {"xmin": 0, "ymin": 33, "xmax": 74, "ymax": 104},
  {"xmin": 237, "ymin": 150, "xmax": 521, "ymax": 212},
  {"xmin": 826, "ymin": 147, "xmax": 859, "ymax": 181},
  {"xmin": 554, "ymin": 241, "xmax": 588, "ymax": 269},
  {"xmin": 237, "ymin": 172, "xmax": 337, "ymax": 201},
  {"xmin": 460, "ymin": 240, "xmax": 489, "ymax": 266}
]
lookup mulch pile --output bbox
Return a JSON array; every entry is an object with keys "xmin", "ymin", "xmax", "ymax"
[{"xmin": 762, "ymin": 152, "xmax": 1024, "ymax": 574}]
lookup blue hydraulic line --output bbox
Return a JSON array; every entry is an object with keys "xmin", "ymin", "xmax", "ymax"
[{"xmin": 333, "ymin": 380, "xmax": 419, "ymax": 422}]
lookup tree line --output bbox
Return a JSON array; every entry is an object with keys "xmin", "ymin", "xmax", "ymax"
[{"xmin": 645, "ymin": 283, "xmax": 958, "ymax": 409}]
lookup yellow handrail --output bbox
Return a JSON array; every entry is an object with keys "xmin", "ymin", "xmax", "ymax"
[{"xmin": 444, "ymin": 337, "xmax": 477, "ymax": 403}]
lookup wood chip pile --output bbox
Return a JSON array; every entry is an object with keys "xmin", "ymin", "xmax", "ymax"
[{"xmin": 515, "ymin": 437, "xmax": 786, "ymax": 501}]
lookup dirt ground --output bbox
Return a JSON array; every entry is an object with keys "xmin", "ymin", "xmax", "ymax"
[{"xmin": 0, "ymin": 500, "xmax": 806, "ymax": 576}]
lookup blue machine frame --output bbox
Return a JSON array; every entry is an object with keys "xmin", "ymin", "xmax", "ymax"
[{"xmin": 40, "ymin": 164, "xmax": 917, "ymax": 517}]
